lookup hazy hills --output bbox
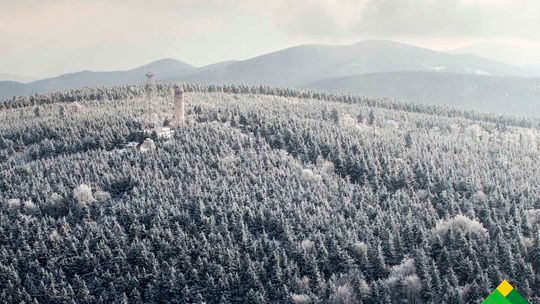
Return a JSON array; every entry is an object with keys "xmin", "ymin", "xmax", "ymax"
[
  {"xmin": 0, "ymin": 73, "xmax": 37, "ymax": 83},
  {"xmin": 303, "ymin": 71, "xmax": 540, "ymax": 117},
  {"xmin": 451, "ymin": 44, "xmax": 540, "ymax": 66},
  {"xmin": 2, "ymin": 40, "xmax": 540, "ymax": 117},
  {"xmin": 11, "ymin": 58, "xmax": 196, "ymax": 96},
  {"xmin": 0, "ymin": 81, "xmax": 36, "ymax": 99},
  {"xmin": 0, "ymin": 58, "xmax": 238, "ymax": 99},
  {"xmin": 174, "ymin": 40, "xmax": 538, "ymax": 86}
]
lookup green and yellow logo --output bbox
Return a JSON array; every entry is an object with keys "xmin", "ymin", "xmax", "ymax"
[{"xmin": 481, "ymin": 280, "xmax": 528, "ymax": 304}]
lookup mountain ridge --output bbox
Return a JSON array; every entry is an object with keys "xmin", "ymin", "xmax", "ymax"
[
  {"xmin": 303, "ymin": 71, "xmax": 540, "ymax": 117},
  {"xmin": 0, "ymin": 73, "xmax": 37, "ymax": 83},
  {"xmin": 3, "ymin": 39, "xmax": 540, "ymax": 119},
  {"xmin": 170, "ymin": 39, "xmax": 539, "ymax": 86}
]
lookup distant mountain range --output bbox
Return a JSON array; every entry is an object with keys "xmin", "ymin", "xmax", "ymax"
[
  {"xmin": 10, "ymin": 58, "xmax": 196, "ymax": 96},
  {"xmin": 303, "ymin": 71, "xmax": 540, "ymax": 117},
  {"xmin": 0, "ymin": 73, "xmax": 37, "ymax": 83},
  {"xmin": 0, "ymin": 57, "xmax": 240, "ymax": 99},
  {"xmin": 450, "ymin": 44, "xmax": 540, "ymax": 67},
  {"xmin": 2, "ymin": 40, "xmax": 540, "ymax": 117},
  {"xmin": 171, "ymin": 40, "xmax": 540, "ymax": 86}
]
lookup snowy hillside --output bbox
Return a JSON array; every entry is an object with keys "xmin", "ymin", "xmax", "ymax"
[{"xmin": 1, "ymin": 85, "xmax": 540, "ymax": 303}]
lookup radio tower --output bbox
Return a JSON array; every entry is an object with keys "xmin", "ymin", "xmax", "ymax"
[{"xmin": 145, "ymin": 71, "xmax": 156, "ymax": 101}]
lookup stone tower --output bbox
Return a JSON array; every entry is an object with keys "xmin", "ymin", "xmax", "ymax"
[{"xmin": 171, "ymin": 85, "xmax": 185, "ymax": 127}]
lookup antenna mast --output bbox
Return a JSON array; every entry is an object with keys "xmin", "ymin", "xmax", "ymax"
[{"xmin": 145, "ymin": 69, "xmax": 156, "ymax": 102}]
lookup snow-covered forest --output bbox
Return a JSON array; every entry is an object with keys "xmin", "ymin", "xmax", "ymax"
[{"xmin": 1, "ymin": 84, "xmax": 540, "ymax": 303}]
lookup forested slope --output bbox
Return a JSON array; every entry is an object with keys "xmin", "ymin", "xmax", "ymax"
[{"xmin": 1, "ymin": 85, "xmax": 540, "ymax": 303}]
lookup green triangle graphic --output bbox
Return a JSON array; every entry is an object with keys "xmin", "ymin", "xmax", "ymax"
[
  {"xmin": 481, "ymin": 282, "xmax": 529, "ymax": 304},
  {"xmin": 482, "ymin": 290, "xmax": 512, "ymax": 304},
  {"xmin": 506, "ymin": 290, "xmax": 528, "ymax": 304}
]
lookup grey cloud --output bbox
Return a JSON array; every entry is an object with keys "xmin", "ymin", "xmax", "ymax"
[{"xmin": 276, "ymin": 0, "xmax": 540, "ymax": 39}]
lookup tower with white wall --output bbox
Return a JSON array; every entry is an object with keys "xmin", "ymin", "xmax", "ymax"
[{"xmin": 171, "ymin": 85, "xmax": 185, "ymax": 127}]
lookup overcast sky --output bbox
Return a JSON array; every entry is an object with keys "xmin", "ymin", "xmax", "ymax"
[{"xmin": 2, "ymin": 0, "xmax": 540, "ymax": 78}]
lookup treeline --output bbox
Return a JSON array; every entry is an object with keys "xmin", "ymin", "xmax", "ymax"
[{"xmin": 2, "ymin": 83, "xmax": 539, "ymax": 129}]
